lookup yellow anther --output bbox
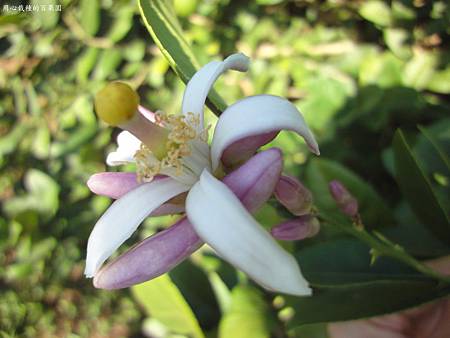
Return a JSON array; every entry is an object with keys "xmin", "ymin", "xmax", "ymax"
[
  {"xmin": 134, "ymin": 111, "xmax": 209, "ymax": 182},
  {"xmin": 94, "ymin": 82, "xmax": 139, "ymax": 126}
]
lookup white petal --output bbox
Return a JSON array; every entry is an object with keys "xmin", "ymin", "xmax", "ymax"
[
  {"xmin": 181, "ymin": 53, "xmax": 250, "ymax": 129},
  {"xmin": 85, "ymin": 178, "xmax": 190, "ymax": 277},
  {"xmin": 186, "ymin": 170, "xmax": 311, "ymax": 296},
  {"xmin": 210, "ymin": 95, "xmax": 320, "ymax": 171},
  {"xmin": 106, "ymin": 131, "xmax": 142, "ymax": 166}
]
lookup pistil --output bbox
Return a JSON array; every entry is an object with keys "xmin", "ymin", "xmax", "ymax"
[{"xmin": 94, "ymin": 82, "xmax": 169, "ymax": 159}]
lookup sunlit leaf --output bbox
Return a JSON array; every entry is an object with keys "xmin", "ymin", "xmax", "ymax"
[
  {"xmin": 80, "ymin": 0, "xmax": 100, "ymax": 36},
  {"xmin": 218, "ymin": 286, "xmax": 274, "ymax": 338},
  {"xmin": 359, "ymin": 1, "xmax": 393, "ymax": 27},
  {"xmin": 3, "ymin": 169, "xmax": 60, "ymax": 220},
  {"xmin": 132, "ymin": 274, "xmax": 205, "ymax": 338}
]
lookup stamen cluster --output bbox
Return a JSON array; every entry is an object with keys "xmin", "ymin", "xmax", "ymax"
[{"xmin": 134, "ymin": 112, "xmax": 207, "ymax": 182}]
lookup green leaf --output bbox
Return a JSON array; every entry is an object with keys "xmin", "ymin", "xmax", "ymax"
[
  {"xmin": 359, "ymin": 52, "xmax": 403, "ymax": 88},
  {"xmin": 132, "ymin": 274, "xmax": 205, "ymax": 338},
  {"xmin": 108, "ymin": 6, "xmax": 135, "ymax": 43},
  {"xmin": 384, "ymin": 28, "xmax": 411, "ymax": 60},
  {"xmin": 427, "ymin": 67, "xmax": 450, "ymax": 94},
  {"xmin": 418, "ymin": 125, "xmax": 450, "ymax": 171},
  {"xmin": 138, "ymin": 0, "xmax": 227, "ymax": 115},
  {"xmin": 305, "ymin": 158, "xmax": 395, "ymax": 229},
  {"xmin": 218, "ymin": 286, "xmax": 274, "ymax": 338},
  {"xmin": 0, "ymin": 13, "xmax": 27, "ymax": 26},
  {"xmin": 403, "ymin": 50, "xmax": 437, "ymax": 90},
  {"xmin": 93, "ymin": 49, "xmax": 122, "ymax": 80},
  {"xmin": 31, "ymin": 0, "xmax": 59, "ymax": 30},
  {"xmin": 286, "ymin": 280, "xmax": 449, "ymax": 327},
  {"xmin": 383, "ymin": 202, "xmax": 449, "ymax": 258},
  {"xmin": 359, "ymin": 1, "xmax": 393, "ymax": 27},
  {"xmin": 169, "ymin": 260, "xmax": 221, "ymax": 328},
  {"xmin": 173, "ymin": 0, "xmax": 199, "ymax": 17},
  {"xmin": 393, "ymin": 129, "xmax": 450, "ymax": 244},
  {"xmin": 80, "ymin": 0, "xmax": 100, "ymax": 36},
  {"xmin": 76, "ymin": 47, "xmax": 99, "ymax": 83},
  {"xmin": 297, "ymin": 238, "xmax": 430, "ymax": 287},
  {"xmin": 290, "ymin": 323, "xmax": 328, "ymax": 338},
  {"xmin": 3, "ymin": 169, "xmax": 60, "ymax": 220},
  {"xmin": 0, "ymin": 122, "xmax": 31, "ymax": 156}
]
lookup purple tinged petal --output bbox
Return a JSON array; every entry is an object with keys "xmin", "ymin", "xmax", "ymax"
[
  {"xmin": 271, "ymin": 215, "xmax": 320, "ymax": 241},
  {"xmin": 274, "ymin": 175, "xmax": 313, "ymax": 216},
  {"xmin": 87, "ymin": 173, "xmax": 185, "ymax": 215},
  {"xmin": 93, "ymin": 148, "xmax": 284, "ymax": 289},
  {"xmin": 329, "ymin": 180, "xmax": 359, "ymax": 217},
  {"xmin": 211, "ymin": 95, "xmax": 320, "ymax": 171},
  {"xmin": 87, "ymin": 172, "xmax": 140, "ymax": 199},
  {"xmin": 223, "ymin": 148, "xmax": 283, "ymax": 213},
  {"xmin": 93, "ymin": 218, "xmax": 202, "ymax": 289},
  {"xmin": 221, "ymin": 131, "xmax": 279, "ymax": 169}
]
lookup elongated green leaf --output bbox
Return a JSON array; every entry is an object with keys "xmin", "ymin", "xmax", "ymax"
[
  {"xmin": 290, "ymin": 324, "xmax": 328, "ymax": 338},
  {"xmin": 93, "ymin": 49, "xmax": 122, "ymax": 80},
  {"xmin": 359, "ymin": 1, "xmax": 392, "ymax": 27},
  {"xmin": 305, "ymin": 158, "xmax": 395, "ymax": 229},
  {"xmin": 138, "ymin": 0, "xmax": 227, "ymax": 115},
  {"xmin": 218, "ymin": 286, "xmax": 274, "ymax": 338},
  {"xmin": 80, "ymin": 0, "xmax": 100, "ymax": 36},
  {"xmin": 169, "ymin": 260, "xmax": 221, "ymax": 328},
  {"xmin": 286, "ymin": 280, "xmax": 449, "ymax": 327},
  {"xmin": 393, "ymin": 129, "xmax": 450, "ymax": 244},
  {"xmin": 383, "ymin": 203, "xmax": 449, "ymax": 258},
  {"xmin": 297, "ymin": 238, "xmax": 429, "ymax": 287},
  {"xmin": 132, "ymin": 274, "xmax": 205, "ymax": 338},
  {"xmin": 418, "ymin": 125, "xmax": 450, "ymax": 171},
  {"xmin": 3, "ymin": 169, "xmax": 59, "ymax": 220},
  {"xmin": 76, "ymin": 47, "xmax": 99, "ymax": 83}
]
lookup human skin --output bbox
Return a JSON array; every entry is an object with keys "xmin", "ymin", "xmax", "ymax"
[{"xmin": 328, "ymin": 256, "xmax": 450, "ymax": 338}]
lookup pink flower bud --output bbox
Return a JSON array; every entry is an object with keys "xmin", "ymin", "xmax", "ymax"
[
  {"xmin": 328, "ymin": 180, "xmax": 359, "ymax": 217},
  {"xmin": 274, "ymin": 175, "xmax": 313, "ymax": 216},
  {"xmin": 271, "ymin": 215, "xmax": 320, "ymax": 241}
]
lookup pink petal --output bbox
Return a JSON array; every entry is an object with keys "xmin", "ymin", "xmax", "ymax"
[
  {"xmin": 87, "ymin": 172, "xmax": 139, "ymax": 199},
  {"xmin": 93, "ymin": 148, "xmax": 283, "ymax": 289},
  {"xmin": 87, "ymin": 173, "xmax": 186, "ymax": 215},
  {"xmin": 211, "ymin": 95, "xmax": 320, "ymax": 171},
  {"xmin": 274, "ymin": 175, "xmax": 313, "ymax": 216},
  {"xmin": 221, "ymin": 131, "xmax": 279, "ymax": 169},
  {"xmin": 93, "ymin": 217, "xmax": 202, "ymax": 289},
  {"xmin": 223, "ymin": 148, "xmax": 283, "ymax": 213},
  {"xmin": 329, "ymin": 180, "xmax": 359, "ymax": 217},
  {"xmin": 271, "ymin": 215, "xmax": 320, "ymax": 241}
]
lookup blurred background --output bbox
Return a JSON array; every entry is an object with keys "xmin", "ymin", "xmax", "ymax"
[{"xmin": 0, "ymin": 0, "xmax": 449, "ymax": 337}]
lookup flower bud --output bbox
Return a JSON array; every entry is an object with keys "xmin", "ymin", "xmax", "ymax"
[
  {"xmin": 328, "ymin": 180, "xmax": 359, "ymax": 217},
  {"xmin": 274, "ymin": 175, "xmax": 313, "ymax": 216},
  {"xmin": 95, "ymin": 82, "xmax": 139, "ymax": 126},
  {"xmin": 271, "ymin": 215, "xmax": 320, "ymax": 241}
]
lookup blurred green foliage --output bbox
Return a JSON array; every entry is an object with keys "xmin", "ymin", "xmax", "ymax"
[{"xmin": 0, "ymin": 0, "xmax": 449, "ymax": 337}]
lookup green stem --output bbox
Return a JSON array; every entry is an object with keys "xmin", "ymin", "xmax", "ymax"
[{"xmin": 319, "ymin": 214, "xmax": 450, "ymax": 284}]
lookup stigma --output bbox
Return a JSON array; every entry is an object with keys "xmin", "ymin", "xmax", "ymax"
[
  {"xmin": 94, "ymin": 82, "xmax": 139, "ymax": 126},
  {"xmin": 94, "ymin": 82, "xmax": 170, "ymax": 159}
]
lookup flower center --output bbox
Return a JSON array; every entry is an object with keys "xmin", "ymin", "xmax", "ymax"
[{"xmin": 134, "ymin": 111, "xmax": 211, "ymax": 185}]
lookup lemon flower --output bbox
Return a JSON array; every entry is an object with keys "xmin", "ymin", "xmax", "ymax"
[{"xmin": 85, "ymin": 53, "xmax": 319, "ymax": 296}]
